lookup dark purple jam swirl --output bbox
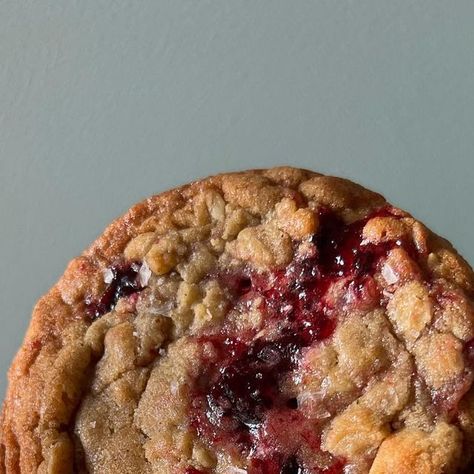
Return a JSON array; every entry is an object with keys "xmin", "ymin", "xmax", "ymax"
[{"xmin": 85, "ymin": 261, "xmax": 144, "ymax": 320}]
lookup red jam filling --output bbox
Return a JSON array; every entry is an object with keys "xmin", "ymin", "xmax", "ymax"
[
  {"xmin": 85, "ymin": 261, "xmax": 144, "ymax": 319},
  {"xmin": 205, "ymin": 336, "xmax": 303, "ymax": 431},
  {"xmin": 191, "ymin": 207, "xmax": 418, "ymax": 473}
]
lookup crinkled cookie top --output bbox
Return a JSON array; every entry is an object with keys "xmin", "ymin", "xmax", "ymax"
[{"xmin": 2, "ymin": 167, "xmax": 474, "ymax": 474}]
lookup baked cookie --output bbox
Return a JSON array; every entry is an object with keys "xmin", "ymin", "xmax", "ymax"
[{"xmin": 2, "ymin": 167, "xmax": 474, "ymax": 474}]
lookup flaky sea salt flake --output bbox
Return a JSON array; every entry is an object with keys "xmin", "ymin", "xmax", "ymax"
[
  {"xmin": 103, "ymin": 268, "xmax": 115, "ymax": 284},
  {"xmin": 138, "ymin": 261, "xmax": 152, "ymax": 287}
]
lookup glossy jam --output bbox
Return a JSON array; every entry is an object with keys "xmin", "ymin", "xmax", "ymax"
[
  {"xmin": 85, "ymin": 262, "xmax": 144, "ymax": 319},
  {"xmin": 207, "ymin": 336, "xmax": 303, "ymax": 430},
  {"xmin": 281, "ymin": 457, "xmax": 303, "ymax": 474},
  {"xmin": 317, "ymin": 208, "xmax": 387, "ymax": 276}
]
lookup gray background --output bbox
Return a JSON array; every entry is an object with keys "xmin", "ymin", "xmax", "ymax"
[{"xmin": 1, "ymin": 1, "xmax": 473, "ymax": 398}]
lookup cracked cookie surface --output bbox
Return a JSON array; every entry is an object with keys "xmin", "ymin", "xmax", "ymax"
[{"xmin": 1, "ymin": 167, "xmax": 474, "ymax": 474}]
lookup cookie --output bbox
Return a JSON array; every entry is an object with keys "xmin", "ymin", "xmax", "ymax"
[{"xmin": 2, "ymin": 167, "xmax": 474, "ymax": 474}]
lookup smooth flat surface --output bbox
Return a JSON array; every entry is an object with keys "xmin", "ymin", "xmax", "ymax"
[{"xmin": 1, "ymin": 1, "xmax": 473, "ymax": 398}]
